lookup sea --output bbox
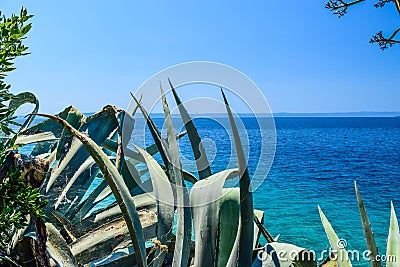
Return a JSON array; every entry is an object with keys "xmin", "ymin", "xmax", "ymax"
[
  {"xmin": 143, "ymin": 116, "xmax": 400, "ymax": 266},
  {"xmin": 19, "ymin": 116, "xmax": 400, "ymax": 266}
]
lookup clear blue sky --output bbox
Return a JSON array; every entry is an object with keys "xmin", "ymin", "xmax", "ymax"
[{"xmin": 2, "ymin": 1, "xmax": 399, "ymax": 114}]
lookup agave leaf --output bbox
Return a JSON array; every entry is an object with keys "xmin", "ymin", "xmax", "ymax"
[
  {"xmin": 131, "ymin": 93, "xmax": 171, "ymax": 177},
  {"xmin": 146, "ymin": 130, "xmax": 187, "ymax": 155},
  {"xmin": 54, "ymin": 156, "xmax": 99, "ymax": 210},
  {"xmin": 135, "ymin": 145, "xmax": 174, "ymax": 267},
  {"xmin": 70, "ymin": 209, "xmax": 157, "ymax": 265},
  {"xmin": 254, "ymin": 211, "xmax": 274, "ymax": 244},
  {"xmin": 51, "ymin": 211, "xmax": 78, "ymax": 243},
  {"xmin": 55, "ymin": 106, "xmax": 88, "ymax": 161},
  {"xmin": 9, "ymin": 92, "xmax": 39, "ymax": 132},
  {"xmin": 68, "ymin": 179, "xmax": 109, "ymax": 224},
  {"xmin": 70, "ymin": 165, "xmax": 148, "ymax": 225},
  {"xmin": 221, "ymin": 89, "xmax": 254, "ymax": 266},
  {"xmin": 44, "ymin": 106, "xmax": 120, "ymax": 215},
  {"xmin": 68, "ymin": 111, "xmax": 136, "ymax": 221},
  {"xmin": 180, "ymin": 168, "xmax": 198, "ymax": 184},
  {"xmin": 73, "ymin": 193, "xmax": 156, "ymax": 237},
  {"xmin": 46, "ymin": 222, "xmax": 78, "ymax": 267},
  {"xmin": 190, "ymin": 169, "xmax": 239, "ymax": 266},
  {"xmin": 25, "ymin": 106, "xmax": 86, "ymax": 157},
  {"xmin": 160, "ymin": 84, "xmax": 192, "ymax": 267},
  {"xmin": 102, "ymin": 138, "xmax": 142, "ymax": 161},
  {"xmin": 103, "ymin": 137, "xmax": 197, "ymax": 185},
  {"xmin": 354, "ymin": 181, "xmax": 382, "ymax": 267},
  {"xmin": 318, "ymin": 206, "xmax": 352, "ymax": 267},
  {"xmin": 69, "ymin": 158, "xmax": 143, "ymax": 223},
  {"xmin": 24, "ymin": 106, "xmax": 85, "ymax": 137},
  {"xmin": 15, "ymin": 131, "xmax": 58, "ymax": 145},
  {"xmin": 120, "ymin": 158, "xmax": 141, "ymax": 191},
  {"xmin": 253, "ymin": 210, "xmax": 264, "ymax": 249},
  {"xmin": 113, "ymin": 111, "xmax": 135, "ymax": 171},
  {"xmin": 217, "ymin": 188, "xmax": 240, "ymax": 267},
  {"xmin": 169, "ymin": 79, "xmax": 212, "ymax": 179},
  {"xmin": 35, "ymin": 113, "xmax": 148, "ymax": 267},
  {"xmin": 102, "ymin": 131, "xmax": 187, "ymax": 162},
  {"xmin": 386, "ymin": 202, "xmax": 400, "ymax": 267}
]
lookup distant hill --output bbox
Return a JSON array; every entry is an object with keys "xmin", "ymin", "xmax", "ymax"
[
  {"xmin": 142, "ymin": 111, "xmax": 400, "ymax": 118},
  {"xmin": 273, "ymin": 111, "xmax": 400, "ymax": 117},
  {"xmin": 22, "ymin": 111, "xmax": 400, "ymax": 120}
]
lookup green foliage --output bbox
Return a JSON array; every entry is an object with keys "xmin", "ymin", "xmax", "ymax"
[
  {"xmin": 0, "ymin": 7, "xmax": 33, "ymax": 136},
  {"xmin": 0, "ymin": 163, "xmax": 47, "ymax": 247},
  {"xmin": 0, "ymin": 8, "xmax": 48, "ymax": 256},
  {"xmin": 0, "ymin": 7, "xmax": 32, "ymax": 81}
]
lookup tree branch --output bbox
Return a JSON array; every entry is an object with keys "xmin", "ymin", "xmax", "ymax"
[
  {"xmin": 370, "ymin": 27, "xmax": 400, "ymax": 50},
  {"xmin": 325, "ymin": 0, "xmax": 366, "ymax": 17},
  {"xmin": 374, "ymin": 0, "xmax": 394, "ymax": 8}
]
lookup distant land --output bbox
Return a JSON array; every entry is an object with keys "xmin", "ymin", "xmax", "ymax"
[
  {"xmin": 272, "ymin": 111, "xmax": 400, "ymax": 117},
  {"xmin": 137, "ymin": 111, "xmax": 400, "ymax": 118}
]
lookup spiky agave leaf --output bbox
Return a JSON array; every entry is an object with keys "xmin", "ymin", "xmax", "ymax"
[
  {"xmin": 135, "ymin": 145, "xmax": 174, "ymax": 267},
  {"xmin": 160, "ymin": 84, "xmax": 192, "ymax": 267},
  {"xmin": 45, "ymin": 222, "xmax": 78, "ymax": 267},
  {"xmin": 190, "ymin": 169, "xmax": 239, "ymax": 266},
  {"xmin": 221, "ymin": 89, "xmax": 254, "ymax": 266},
  {"xmin": 44, "ymin": 106, "xmax": 121, "ymax": 216},
  {"xmin": 15, "ymin": 131, "xmax": 58, "ymax": 145},
  {"xmin": 54, "ymin": 157, "xmax": 99, "ymax": 210},
  {"xmin": 168, "ymin": 79, "xmax": 212, "ymax": 179},
  {"xmin": 253, "ymin": 212, "xmax": 275, "ymax": 243},
  {"xmin": 67, "ymin": 111, "xmax": 138, "ymax": 221},
  {"xmin": 70, "ymin": 208, "xmax": 157, "ymax": 265},
  {"xmin": 71, "ymin": 138, "xmax": 195, "ymax": 225},
  {"xmin": 130, "ymin": 93, "xmax": 171, "ymax": 178},
  {"xmin": 35, "ymin": 113, "xmax": 148, "ymax": 267},
  {"xmin": 253, "ymin": 209, "xmax": 264, "ymax": 249},
  {"xmin": 354, "ymin": 181, "xmax": 382, "ymax": 267},
  {"xmin": 24, "ymin": 106, "xmax": 86, "ymax": 157},
  {"xmin": 72, "ymin": 193, "xmax": 156, "ymax": 238},
  {"xmin": 102, "ymin": 131, "xmax": 187, "ymax": 164},
  {"xmin": 386, "ymin": 202, "xmax": 400, "ymax": 267},
  {"xmin": 318, "ymin": 206, "xmax": 352, "ymax": 267},
  {"xmin": 217, "ymin": 188, "xmax": 241, "ymax": 267}
]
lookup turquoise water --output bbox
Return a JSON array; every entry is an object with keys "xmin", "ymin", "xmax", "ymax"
[{"xmin": 143, "ymin": 117, "xmax": 400, "ymax": 266}]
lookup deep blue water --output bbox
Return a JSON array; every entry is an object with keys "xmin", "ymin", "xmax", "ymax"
[{"xmin": 138, "ymin": 117, "xmax": 400, "ymax": 266}]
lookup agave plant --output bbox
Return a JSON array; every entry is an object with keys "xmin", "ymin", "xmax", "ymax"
[
  {"xmin": 318, "ymin": 182, "xmax": 400, "ymax": 267},
  {"xmin": 1, "ymin": 81, "xmax": 319, "ymax": 267}
]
